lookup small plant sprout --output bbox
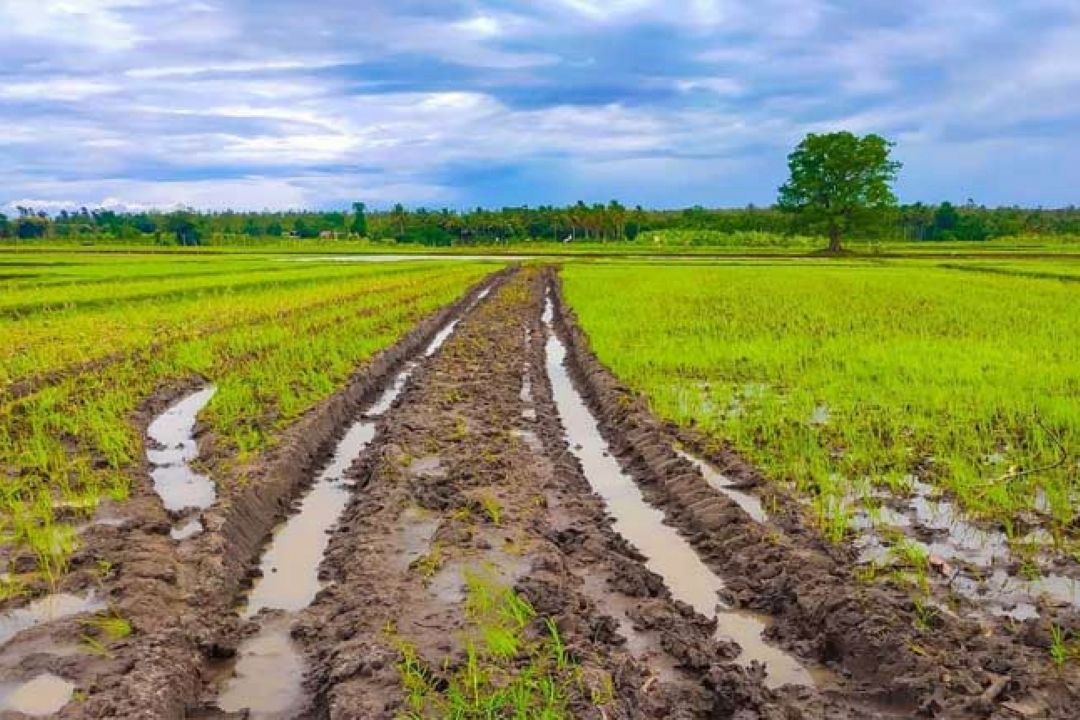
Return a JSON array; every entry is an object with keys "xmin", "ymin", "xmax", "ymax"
[{"xmin": 478, "ymin": 495, "xmax": 503, "ymax": 525}]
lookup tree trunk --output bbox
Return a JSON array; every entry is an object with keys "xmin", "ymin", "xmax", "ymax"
[{"xmin": 828, "ymin": 225, "xmax": 843, "ymax": 253}]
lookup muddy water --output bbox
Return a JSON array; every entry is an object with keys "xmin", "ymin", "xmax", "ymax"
[
  {"xmin": 542, "ymin": 298, "xmax": 818, "ymax": 689},
  {"xmin": 521, "ymin": 326, "xmax": 537, "ymax": 421},
  {"xmin": 675, "ymin": 449, "xmax": 768, "ymax": 524},
  {"xmin": 0, "ymin": 592, "xmax": 105, "ymax": 647},
  {"xmin": 147, "ymin": 386, "xmax": 217, "ymax": 534},
  {"xmin": 854, "ymin": 479, "xmax": 1080, "ymax": 619},
  {"xmin": 220, "ymin": 418, "xmax": 379, "ymax": 716},
  {"xmin": 170, "ymin": 518, "xmax": 203, "ymax": 541},
  {"xmin": 217, "ymin": 616, "xmax": 305, "ymax": 719},
  {"xmin": 219, "ymin": 289, "xmax": 492, "ymax": 716},
  {"xmin": 0, "ymin": 673, "xmax": 74, "ymax": 715},
  {"xmin": 244, "ymin": 427, "xmax": 372, "ymax": 617}
]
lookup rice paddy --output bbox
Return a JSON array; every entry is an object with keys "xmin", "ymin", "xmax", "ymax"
[
  {"xmin": 561, "ymin": 258, "xmax": 1080, "ymax": 552},
  {"xmin": 0, "ymin": 252, "xmax": 496, "ymax": 584}
]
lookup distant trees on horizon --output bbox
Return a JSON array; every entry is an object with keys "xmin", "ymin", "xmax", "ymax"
[{"xmin": 1, "ymin": 199, "xmax": 1078, "ymax": 247}]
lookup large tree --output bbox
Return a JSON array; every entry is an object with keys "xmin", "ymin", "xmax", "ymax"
[{"xmin": 778, "ymin": 131, "xmax": 901, "ymax": 252}]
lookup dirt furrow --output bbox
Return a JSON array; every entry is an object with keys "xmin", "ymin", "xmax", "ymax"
[
  {"xmin": 546, "ymin": 269, "xmax": 1080, "ymax": 718},
  {"xmin": 292, "ymin": 269, "xmax": 851, "ymax": 719}
]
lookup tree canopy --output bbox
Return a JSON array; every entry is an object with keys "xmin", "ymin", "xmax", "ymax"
[{"xmin": 778, "ymin": 131, "xmax": 902, "ymax": 252}]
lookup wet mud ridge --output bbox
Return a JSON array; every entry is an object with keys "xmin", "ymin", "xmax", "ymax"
[{"xmin": 547, "ymin": 269, "xmax": 1080, "ymax": 718}]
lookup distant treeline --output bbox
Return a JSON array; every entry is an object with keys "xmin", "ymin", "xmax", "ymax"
[{"xmin": 2, "ymin": 201, "xmax": 1079, "ymax": 246}]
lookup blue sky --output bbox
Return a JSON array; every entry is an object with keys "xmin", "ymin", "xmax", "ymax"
[{"xmin": 1, "ymin": 0, "xmax": 1078, "ymax": 211}]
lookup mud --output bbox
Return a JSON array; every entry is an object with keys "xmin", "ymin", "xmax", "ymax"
[
  {"xmin": 549, "ymin": 269, "xmax": 1080, "ymax": 717},
  {"xmin": 211, "ymin": 274, "xmax": 496, "ymax": 716},
  {"xmin": 0, "ymin": 593, "xmax": 105, "ymax": 647},
  {"xmin": 289, "ymin": 269, "xmax": 869, "ymax": 720},
  {"xmin": 675, "ymin": 448, "xmax": 769, "ymax": 525}
]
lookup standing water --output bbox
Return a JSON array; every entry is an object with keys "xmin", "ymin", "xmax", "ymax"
[
  {"xmin": 218, "ymin": 284, "xmax": 492, "ymax": 717},
  {"xmin": 0, "ymin": 592, "xmax": 105, "ymax": 647},
  {"xmin": 675, "ymin": 449, "xmax": 769, "ymax": 524},
  {"xmin": 542, "ymin": 294, "xmax": 819, "ymax": 689},
  {"xmin": 147, "ymin": 386, "xmax": 217, "ymax": 539},
  {"xmin": 0, "ymin": 673, "xmax": 75, "ymax": 716}
]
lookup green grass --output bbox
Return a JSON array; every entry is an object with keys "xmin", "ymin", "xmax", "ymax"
[
  {"xmin": 561, "ymin": 259, "xmax": 1080, "ymax": 549},
  {"xmin": 391, "ymin": 567, "xmax": 584, "ymax": 719},
  {"xmin": 0, "ymin": 251, "xmax": 498, "ymax": 582}
]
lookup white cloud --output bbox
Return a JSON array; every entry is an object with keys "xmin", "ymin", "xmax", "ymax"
[
  {"xmin": 126, "ymin": 58, "xmax": 345, "ymax": 80},
  {"xmin": 0, "ymin": 78, "xmax": 119, "ymax": 101},
  {"xmin": 0, "ymin": 0, "xmax": 149, "ymax": 50}
]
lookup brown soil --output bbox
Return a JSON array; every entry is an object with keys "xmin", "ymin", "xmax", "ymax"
[{"xmin": 291, "ymin": 269, "xmax": 869, "ymax": 718}]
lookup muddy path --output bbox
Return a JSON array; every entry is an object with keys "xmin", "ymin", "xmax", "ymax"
[
  {"xmin": 279, "ymin": 268, "xmax": 872, "ymax": 719},
  {"xmin": 547, "ymin": 270, "xmax": 1080, "ymax": 718},
  {"xmin": 0, "ymin": 270, "xmax": 509, "ymax": 719}
]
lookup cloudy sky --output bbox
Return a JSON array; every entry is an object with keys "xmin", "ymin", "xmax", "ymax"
[{"xmin": 1, "ymin": 0, "xmax": 1078, "ymax": 212}]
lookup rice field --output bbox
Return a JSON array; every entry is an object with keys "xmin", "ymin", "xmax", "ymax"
[
  {"xmin": 0, "ymin": 252, "xmax": 496, "ymax": 584},
  {"xmin": 3, "ymin": 251, "xmax": 1080, "ymax": 717},
  {"xmin": 561, "ymin": 259, "xmax": 1080, "ymax": 550}
]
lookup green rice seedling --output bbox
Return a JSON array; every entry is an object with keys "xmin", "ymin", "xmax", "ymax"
[
  {"xmin": 562, "ymin": 259, "xmax": 1080, "ymax": 552},
  {"xmin": 394, "ymin": 566, "xmax": 572, "ymax": 718},
  {"xmin": 1049, "ymin": 624, "xmax": 1069, "ymax": 667},
  {"xmin": 82, "ymin": 611, "xmax": 133, "ymax": 641},
  {"xmin": 911, "ymin": 597, "xmax": 939, "ymax": 632},
  {"xmin": 79, "ymin": 634, "xmax": 112, "ymax": 658},
  {"xmin": 411, "ymin": 542, "xmax": 444, "ymax": 580},
  {"xmin": 0, "ymin": 257, "xmax": 497, "ymax": 579},
  {"xmin": 478, "ymin": 495, "xmax": 503, "ymax": 526}
]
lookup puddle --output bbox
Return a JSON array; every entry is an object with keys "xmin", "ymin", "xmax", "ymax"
[
  {"xmin": 398, "ymin": 508, "xmax": 440, "ymax": 570},
  {"xmin": 0, "ymin": 593, "xmax": 105, "ymax": 647},
  {"xmin": 521, "ymin": 368, "xmax": 536, "ymax": 422},
  {"xmin": 244, "ymin": 422, "xmax": 375, "ymax": 618},
  {"xmin": 542, "ymin": 294, "xmax": 818, "ymax": 689},
  {"xmin": 409, "ymin": 455, "xmax": 446, "ymax": 479},
  {"xmin": 0, "ymin": 673, "xmax": 74, "ymax": 715},
  {"xmin": 429, "ymin": 556, "xmax": 529, "ymax": 606},
  {"xmin": 521, "ymin": 326, "xmax": 537, "ymax": 421},
  {"xmin": 856, "ymin": 490, "xmax": 1080, "ymax": 620},
  {"xmin": 217, "ymin": 616, "xmax": 305, "ymax": 719},
  {"xmin": 675, "ymin": 449, "xmax": 768, "ymax": 524},
  {"xmin": 907, "ymin": 480, "xmax": 1009, "ymax": 567},
  {"xmin": 367, "ymin": 362, "xmax": 416, "ymax": 416},
  {"xmin": 147, "ymin": 386, "xmax": 217, "ymax": 523},
  {"xmin": 170, "ymin": 517, "xmax": 204, "ymax": 541}
]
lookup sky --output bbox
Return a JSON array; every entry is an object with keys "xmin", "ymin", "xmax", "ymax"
[{"xmin": 1, "ymin": 0, "xmax": 1079, "ymax": 212}]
